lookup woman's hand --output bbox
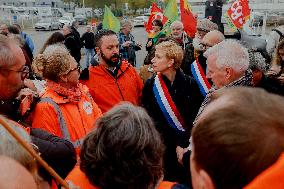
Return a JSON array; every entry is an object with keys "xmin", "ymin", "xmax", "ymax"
[{"xmin": 176, "ymin": 146, "xmax": 185, "ymax": 165}]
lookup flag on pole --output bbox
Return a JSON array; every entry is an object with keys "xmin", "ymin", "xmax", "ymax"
[
  {"xmin": 180, "ymin": 0, "xmax": 197, "ymax": 38},
  {"xmin": 145, "ymin": 3, "xmax": 167, "ymax": 33},
  {"xmin": 162, "ymin": 0, "xmax": 179, "ymax": 35},
  {"xmin": 224, "ymin": 0, "xmax": 250, "ymax": 32},
  {"xmin": 102, "ymin": 5, "xmax": 121, "ymax": 33}
]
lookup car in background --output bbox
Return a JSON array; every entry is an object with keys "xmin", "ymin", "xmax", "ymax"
[
  {"xmin": 34, "ymin": 18, "xmax": 60, "ymax": 31},
  {"xmin": 58, "ymin": 16, "xmax": 75, "ymax": 27},
  {"xmin": 133, "ymin": 15, "xmax": 149, "ymax": 27},
  {"xmin": 74, "ymin": 15, "xmax": 88, "ymax": 25}
]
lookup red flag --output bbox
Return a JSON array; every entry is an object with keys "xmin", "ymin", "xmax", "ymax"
[
  {"xmin": 145, "ymin": 3, "xmax": 167, "ymax": 33},
  {"xmin": 180, "ymin": 0, "xmax": 197, "ymax": 38},
  {"xmin": 226, "ymin": 0, "xmax": 250, "ymax": 29}
]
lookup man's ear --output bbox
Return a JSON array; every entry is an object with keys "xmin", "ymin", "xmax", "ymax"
[
  {"xmin": 198, "ymin": 169, "xmax": 215, "ymax": 189},
  {"xmin": 225, "ymin": 67, "xmax": 233, "ymax": 79}
]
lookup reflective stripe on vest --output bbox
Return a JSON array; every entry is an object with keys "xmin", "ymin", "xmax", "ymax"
[{"xmin": 40, "ymin": 97, "xmax": 83, "ymax": 148}]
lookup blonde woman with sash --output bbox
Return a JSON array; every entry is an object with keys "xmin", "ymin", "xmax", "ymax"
[{"xmin": 142, "ymin": 41, "xmax": 203, "ymax": 184}]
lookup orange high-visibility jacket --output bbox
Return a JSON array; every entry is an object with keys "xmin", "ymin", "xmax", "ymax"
[
  {"xmin": 86, "ymin": 61, "xmax": 143, "ymax": 113},
  {"xmin": 66, "ymin": 166, "xmax": 176, "ymax": 189},
  {"xmin": 32, "ymin": 84, "xmax": 102, "ymax": 150},
  {"xmin": 244, "ymin": 152, "xmax": 284, "ymax": 189}
]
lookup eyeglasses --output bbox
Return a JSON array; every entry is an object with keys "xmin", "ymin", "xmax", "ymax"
[
  {"xmin": 200, "ymin": 43, "xmax": 213, "ymax": 50},
  {"xmin": 68, "ymin": 65, "xmax": 81, "ymax": 74},
  {"xmin": 0, "ymin": 65, "xmax": 29, "ymax": 79}
]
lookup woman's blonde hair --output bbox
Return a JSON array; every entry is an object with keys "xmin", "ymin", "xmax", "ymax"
[
  {"xmin": 155, "ymin": 41, "xmax": 184, "ymax": 69},
  {"xmin": 32, "ymin": 44, "xmax": 72, "ymax": 81}
]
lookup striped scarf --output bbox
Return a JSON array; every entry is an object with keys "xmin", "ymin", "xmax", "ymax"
[{"xmin": 193, "ymin": 69, "xmax": 253, "ymax": 125}]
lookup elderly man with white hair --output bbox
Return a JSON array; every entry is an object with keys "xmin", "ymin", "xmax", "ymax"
[
  {"xmin": 176, "ymin": 40, "xmax": 253, "ymax": 166},
  {"xmin": 195, "ymin": 39, "xmax": 252, "ymax": 120},
  {"xmin": 170, "ymin": 20, "xmax": 191, "ymax": 50}
]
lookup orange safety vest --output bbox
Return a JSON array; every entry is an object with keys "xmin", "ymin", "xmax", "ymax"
[
  {"xmin": 66, "ymin": 166, "xmax": 177, "ymax": 189},
  {"xmin": 66, "ymin": 166, "xmax": 98, "ymax": 189},
  {"xmin": 244, "ymin": 152, "xmax": 284, "ymax": 189},
  {"xmin": 86, "ymin": 60, "xmax": 143, "ymax": 113},
  {"xmin": 32, "ymin": 83, "xmax": 102, "ymax": 153}
]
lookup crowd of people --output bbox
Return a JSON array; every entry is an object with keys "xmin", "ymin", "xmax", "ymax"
[{"xmin": 0, "ymin": 16, "xmax": 284, "ymax": 189}]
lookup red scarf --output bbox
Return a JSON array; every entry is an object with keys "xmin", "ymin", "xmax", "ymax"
[{"xmin": 46, "ymin": 80, "xmax": 81, "ymax": 103}]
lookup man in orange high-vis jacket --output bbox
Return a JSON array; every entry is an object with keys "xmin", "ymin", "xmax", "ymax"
[
  {"xmin": 244, "ymin": 152, "xmax": 284, "ymax": 189},
  {"xmin": 86, "ymin": 29, "xmax": 143, "ymax": 113},
  {"xmin": 32, "ymin": 84, "xmax": 102, "ymax": 153}
]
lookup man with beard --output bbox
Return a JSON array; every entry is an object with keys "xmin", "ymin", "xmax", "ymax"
[
  {"xmin": 181, "ymin": 18, "xmax": 218, "ymax": 75},
  {"xmin": 170, "ymin": 21, "xmax": 192, "ymax": 50},
  {"xmin": 86, "ymin": 29, "xmax": 143, "ymax": 113}
]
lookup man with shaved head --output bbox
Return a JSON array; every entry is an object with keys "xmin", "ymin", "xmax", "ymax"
[{"xmin": 0, "ymin": 156, "xmax": 37, "ymax": 189}]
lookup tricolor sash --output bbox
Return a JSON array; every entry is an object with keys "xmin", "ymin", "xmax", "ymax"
[
  {"xmin": 153, "ymin": 73, "xmax": 186, "ymax": 132},
  {"xmin": 191, "ymin": 60, "xmax": 211, "ymax": 97}
]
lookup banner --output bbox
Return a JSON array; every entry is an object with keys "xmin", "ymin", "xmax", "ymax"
[
  {"xmin": 162, "ymin": 0, "xmax": 179, "ymax": 35},
  {"xmin": 180, "ymin": 0, "xmax": 197, "ymax": 38},
  {"xmin": 225, "ymin": 0, "xmax": 250, "ymax": 31},
  {"xmin": 145, "ymin": 3, "xmax": 167, "ymax": 33},
  {"xmin": 102, "ymin": 5, "xmax": 121, "ymax": 33}
]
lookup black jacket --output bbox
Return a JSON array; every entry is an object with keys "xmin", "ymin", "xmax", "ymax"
[
  {"xmin": 64, "ymin": 33, "xmax": 81, "ymax": 63},
  {"xmin": 81, "ymin": 32, "xmax": 95, "ymax": 49},
  {"xmin": 142, "ymin": 69, "xmax": 203, "ymax": 183},
  {"xmin": 255, "ymin": 74, "xmax": 284, "ymax": 96}
]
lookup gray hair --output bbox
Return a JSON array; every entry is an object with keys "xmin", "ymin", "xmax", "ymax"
[
  {"xmin": 0, "ymin": 121, "xmax": 34, "ymax": 172},
  {"xmin": 204, "ymin": 39, "xmax": 249, "ymax": 73},
  {"xmin": 170, "ymin": 20, "xmax": 184, "ymax": 29},
  {"xmin": 120, "ymin": 19, "xmax": 132, "ymax": 29},
  {"xmin": 248, "ymin": 50, "xmax": 267, "ymax": 72},
  {"xmin": 0, "ymin": 35, "xmax": 17, "ymax": 68}
]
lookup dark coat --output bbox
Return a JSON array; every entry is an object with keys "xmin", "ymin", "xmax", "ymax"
[
  {"xmin": 142, "ymin": 69, "xmax": 203, "ymax": 183},
  {"xmin": 255, "ymin": 74, "xmax": 284, "ymax": 96},
  {"xmin": 181, "ymin": 44, "xmax": 207, "ymax": 77},
  {"xmin": 64, "ymin": 33, "xmax": 81, "ymax": 64},
  {"xmin": 81, "ymin": 32, "xmax": 95, "ymax": 49}
]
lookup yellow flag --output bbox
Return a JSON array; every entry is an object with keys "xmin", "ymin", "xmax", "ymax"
[{"xmin": 102, "ymin": 5, "xmax": 120, "ymax": 33}]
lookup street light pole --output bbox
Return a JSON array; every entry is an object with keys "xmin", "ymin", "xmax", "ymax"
[{"xmin": 83, "ymin": 0, "xmax": 85, "ymax": 8}]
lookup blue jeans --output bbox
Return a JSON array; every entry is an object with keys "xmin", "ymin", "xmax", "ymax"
[{"xmin": 85, "ymin": 48, "xmax": 95, "ymax": 69}]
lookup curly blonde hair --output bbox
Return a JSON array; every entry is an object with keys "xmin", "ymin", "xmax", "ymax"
[
  {"xmin": 271, "ymin": 39, "xmax": 284, "ymax": 70},
  {"xmin": 32, "ymin": 44, "xmax": 72, "ymax": 81},
  {"xmin": 155, "ymin": 41, "xmax": 184, "ymax": 69}
]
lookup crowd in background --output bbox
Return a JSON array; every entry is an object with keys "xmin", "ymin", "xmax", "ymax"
[{"xmin": 0, "ymin": 16, "xmax": 284, "ymax": 189}]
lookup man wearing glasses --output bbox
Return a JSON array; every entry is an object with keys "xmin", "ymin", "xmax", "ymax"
[{"xmin": 0, "ymin": 35, "xmax": 77, "ymax": 186}]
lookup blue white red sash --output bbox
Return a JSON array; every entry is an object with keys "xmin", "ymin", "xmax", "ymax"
[
  {"xmin": 153, "ymin": 73, "xmax": 186, "ymax": 132},
  {"xmin": 191, "ymin": 60, "xmax": 211, "ymax": 97}
]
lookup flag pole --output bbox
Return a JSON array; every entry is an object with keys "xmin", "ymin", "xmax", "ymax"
[{"xmin": 0, "ymin": 116, "xmax": 69, "ymax": 189}]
